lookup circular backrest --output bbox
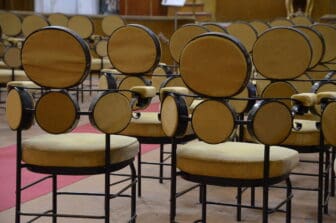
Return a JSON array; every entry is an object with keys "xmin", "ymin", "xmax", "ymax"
[
  {"xmin": 6, "ymin": 88, "xmax": 34, "ymax": 130},
  {"xmin": 247, "ymin": 100, "xmax": 293, "ymax": 145},
  {"xmin": 321, "ymin": 101, "xmax": 336, "ymax": 146},
  {"xmin": 89, "ymin": 91, "xmax": 132, "ymax": 134},
  {"xmin": 35, "ymin": 91, "xmax": 79, "ymax": 134},
  {"xmin": 252, "ymin": 27, "xmax": 312, "ymax": 80},
  {"xmin": 68, "ymin": 15, "xmax": 94, "ymax": 39},
  {"xmin": 180, "ymin": 32, "xmax": 251, "ymax": 98},
  {"xmin": 289, "ymin": 74, "xmax": 313, "ymax": 93},
  {"xmin": 312, "ymin": 82, "xmax": 336, "ymax": 115},
  {"xmin": 226, "ymin": 21, "xmax": 258, "ymax": 52},
  {"xmin": 47, "ymin": 13, "xmax": 68, "ymax": 27},
  {"xmin": 291, "ymin": 16, "xmax": 314, "ymax": 26},
  {"xmin": 22, "ymin": 26, "xmax": 91, "ymax": 88},
  {"xmin": 269, "ymin": 18, "xmax": 294, "ymax": 27},
  {"xmin": 0, "ymin": 42, "xmax": 6, "ymax": 58},
  {"xmin": 250, "ymin": 20, "xmax": 271, "ymax": 36},
  {"xmin": 101, "ymin": 15, "xmax": 126, "ymax": 36},
  {"xmin": 261, "ymin": 81, "xmax": 297, "ymax": 108},
  {"xmin": 150, "ymin": 66, "xmax": 169, "ymax": 91},
  {"xmin": 99, "ymin": 73, "xmax": 117, "ymax": 90},
  {"xmin": 95, "ymin": 39, "xmax": 108, "ymax": 58},
  {"xmin": 161, "ymin": 95, "xmax": 188, "ymax": 137},
  {"xmin": 108, "ymin": 24, "xmax": 161, "ymax": 74},
  {"xmin": 311, "ymin": 23, "xmax": 336, "ymax": 63},
  {"xmin": 169, "ymin": 24, "xmax": 208, "ymax": 63},
  {"xmin": 0, "ymin": 12, "xmax": 22, "ymax": 37},
  {"xmin": 229, "ymin": 83, "xmax": 257, "ymax": 114},
  {"xmin": 295, "ymin": 25, "xmax": 324, "ymax": 68},
  {"xmin": 3, "ymin": 47, "xmax": 21, "ymax": 68},
  {"xmin": 22, "ymin": 15, "xmax": 49, "ymax": 37},
  {"xmin": 192, "ymin": 100, "xmax": 236, "ymax": 144},
  {"xmin": 202, "ymin": 23, "xmax": 227, "ymax": 33}
]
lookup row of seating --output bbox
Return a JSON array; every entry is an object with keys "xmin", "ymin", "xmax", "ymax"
[{"xmin": 2, "ymin": 11, "xmax": 336, "ymax": 223}]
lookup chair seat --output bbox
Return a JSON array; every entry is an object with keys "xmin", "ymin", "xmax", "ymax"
[
  {"xmin": 91, "ymin": 58, "xmax": 112, "ymax": 71},
  {"xmin": 7, "ymin": 80, "xmax": 40, "ymax": 89},
  {"xmin": 243, "ymin": 119, "xmax": 320, "ymax": 147},
  {"xmin": 177, "ymin": 140, "xmax": 299, "ymax": 179},
  {"xmin": 119, "ymin": 112, "xmax": 194, "ymax": 138},
  {"xmin": 0, "ymin": 69, "xmax": 29, "ymax": 83},
  {"xmin": 0, "ymin": 61, "xmax": 8, "ymax": 69},
  {"xmin": 22, "ymin": 133, "xmax": 139, "ymax": 167}
]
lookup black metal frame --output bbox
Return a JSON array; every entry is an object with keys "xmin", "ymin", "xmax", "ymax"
[
  {"xmin": 169, "ymin": 137, "xmax": 294, "ymax": 223},
  {"xmin": 15, "ymin": 130, "xmax": 137, "ymax": 223}
]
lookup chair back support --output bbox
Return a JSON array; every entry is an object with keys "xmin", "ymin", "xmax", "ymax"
[
  {"xmin": 252, "ymin": 27, "xmax": 312, "ymax": 80},
  {"xmin": 249, "ymin": 20, "xmax": 270, "ymax": 36},
  {"xmin": 202, "ymin": 23, "xmax": 227, "ymax": 33},
  {"xmin": 226, "ymin": 21, "xmax": 258, "ymax": 53},
  {"xmin": 169, "ymin": 24, "xmax": 208, "ymax": 63},
  {"xmin": 269, "ymin": 18, "xmax": 294, "ymax": 27},
  {"xmin": 107, "ymin": 24, "xmax": 161, "ymax": 74},
  {"xmin": 101, "ymin": 15, "xmax": 126, "ymax": 36},
  {"xmin": 22, "ymin": 15, "xmax": 49, "ymax": 37},
  {"xmin": 311, "ymin": 23, "xmax": 336, "ymax": 63},
  {"xmin": 0, "ymin": 12, "xmax": 22, "ymax": 37},
  {"xmin": 321, "ymin": 101, "xmax": 336, "ymax": 146},
  {"xmin": 3, "ymin": 47, "xmax": 22, "ymax": 69},
  {"xmin": 68, "ymin": 15, "xmax": 94, "ymax": 39},
  {"xmin": 47, "ymin": 13, "xmax": 68, "ymax": 27},
  {"xmin": 21, "ymin": 26, "xmax": 91, "ymax": 88},
  {"xmin": 291, "ymin": 15, "xmax": 314, "ymax": 26}
]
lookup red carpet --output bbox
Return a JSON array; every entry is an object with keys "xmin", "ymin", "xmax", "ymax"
[{"xmin": 0, "ymin": 103, "xmax": 160, "ymax": 211}]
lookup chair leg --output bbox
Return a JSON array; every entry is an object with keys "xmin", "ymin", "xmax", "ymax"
[
  {"xmin": 236, "ymin": 187, "xmax": 242, "ymax": 221},
  {"xmin": 170, "ymin": 140, "xmax": 177, "ymax": 223},
  {"xmin": 15, "ymin": 131, "xmax": 23, "ymax": 223},
  {"xmin": 318, "ymin": 147, "xmax": 324, "ymax": 223},
  {"xmin": 159, "ymin": 144, "xmax": 164, "ymax": 184},
  {"xmin": 130, "ymin": 163, "xmax": 137, "ymax": 223},
  {"xmin": 52, "ymin": 174, "xmax": 57, "ymax": 223},
  {"xmin": 201, "ymin": 183, "xmax": 207, "ymax": 223},
  {"xmin": 332, "ymin": 147, "xmax": 336, "ymax": 197},
  {"xmin": 286, "ymin": 178, "xmax": 292, "ymax": 223},
  {"xmin": 137, "ymin": 144, "xmax": 142, "ymax": 197},
  {"xmin": 105, "ymin": 169, "xmax": 111, "ymax": 223},
  {"xmin": 324, "ymin": 147, "xmax": 330, "ymax": 214}
]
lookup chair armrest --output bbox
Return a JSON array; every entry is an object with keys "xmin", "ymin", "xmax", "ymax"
[
  {"xmin": 317, "ymin": 91, "xmax": 336, "ymax": 104},
  {"xmin": 160, "ymin": 86, "xmax": 189, "ymax": 100},
  {"xmin": 130, "ymin": 86, "xmax": 156, "ymax": 98},
  {"xmin": 291, "ymin": 93, "xmax": 317, "ymax": 107}
]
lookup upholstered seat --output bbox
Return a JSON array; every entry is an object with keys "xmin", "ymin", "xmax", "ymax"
[
  {"xmin": 23, "ymin": 133, "xmax": 139, "ymax": 167},
  {"xmin": 0, "ymin": 69, "xmax": 28, "ymax": 83},
  {"xmin": 177, "ymin": 141, "xmax": 299, "ymax": 180},
  {"xmin": 6, "ymin": 80, "xmax": 39, "ymax": 89}
]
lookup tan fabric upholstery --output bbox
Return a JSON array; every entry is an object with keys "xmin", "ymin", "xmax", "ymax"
[
  {"xmin": 250, "ymin": 20, "xmax": 270, "ymax": 35},
  {"xmin": 177, "ymin": 140, "xmax": 299, "ymax": 179},
  {"xmin": 317, "ymin": 91, "xmax": 336, "ymax": 104},
  {"xmin": 291, "ymin": 93, "xmax": 317, "ymax": 107},
  {"xmin": 22, "ymin": 15, "xmax": 49, "ymax": 37},
  {"xmin": 120, "ymin": 112, "xmax": 193, "ymax": 138},
  {"xmin": 0, "ymin": 70, "xmax": 28, "ymax": 83},
  {"xmin": 321, "ymin": 102, "xmax": 336, "ymax": 146},
  {"xmin": 7, "ymin": 80, "xmax": 40, "ymax": 89},
  {"xmin": 180, "ymin": 33, "xmax": 250, "ymax": 97},
  {"xmin": 0, "ymin": 12, "xmax": 21, "ymax": 37},
  {"xmin": 226, "ymin": 22, "xmax": 258, "ymax": 52},
  {"xmin": 91, "ymin": 58, "xmax": 112, "ymax": 71},
  {"xmin": 160, "ymin": 86, "xmax": 189, "ymax": 100},
  {"xmin": 47, "ymin": 13, "xmax": 68, "ymax": 27},
  {"xmin": 101, "ymin": 15, "xmax": 125, "ymax": 36},
  {"xmin": 22, "ymin": 133, "xmax": 138, "ymax": 167},
  {"xmin": 312, "ymin": 24, "xmax": 336, "ymax": 63},
  {"xmin": 243, "ymin": 119, "xmax": 320, "ymax": 147},
  {"xmin": 202, "ymin": 23, "xmax": 227, "ymax": 33},
  {"xmin": 269, "ymin": 18, "xmax": 294, "ymax": 27},
  {"xmin": 252, "ymin": 27, "xmax": 311, "ymax": 80},
  {"xmin": 291, "ymin": 16, "xmax": 313, "ymax": 25},
  {"xmin": 131, "ymin": 86, "xmax": 156, "ymax": 98},
  {"xmin": 67, "ymin": 15, "xmax": 93, "ymax": 39}
]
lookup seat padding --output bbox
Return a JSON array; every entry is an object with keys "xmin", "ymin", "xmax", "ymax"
[
  {"xmin": 243, "ymin": 119, "xmax": 320, "ymax": 147},
  {"xmin": 0, "ymin": 69, "xmax": 29, "ymax": 83},
  {"xmin": 22, "ymin": 133, "xmax": 139, "ymax": 167},
  {"xmin": 177, "ymin": 140, "xmax": 299, "ymax": 179},
  {"xmin": 120, "ymin": 112, "xmax": 193, "ymax": 138}
]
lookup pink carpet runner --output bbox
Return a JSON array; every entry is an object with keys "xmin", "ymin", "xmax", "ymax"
[{"xmin": 0, "ymin": 102, "xmax": 160, "ymax": 211}]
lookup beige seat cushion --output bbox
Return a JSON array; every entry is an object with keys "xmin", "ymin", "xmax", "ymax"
[
  {"xmin": 120, "ymin": 112, "xmax": 193, "ymax": 138},
  {"xmin": 0, "ymin": 61, "xmax": 8, "ymax": 69},
  {"xmin": 0, "ymin": 69, "xmax": 29, "ymax": 83},
  {"xmin": 243, "ymin": 119, "xmax": 320, "ymax": 147},
  {"xmin": 7, "ymin": 80, "xmax": 40, "ymax": 89},
  {"xmin": 22, "ymin": 133, "xmax": 139, "ymax": 167},
  {"xmin": 91, "ymin": 57, "xmax": 112, "ymax": 71},
  {"xmin": 177, "ymin": 140, "xmax": 299, "ymax": 179}
]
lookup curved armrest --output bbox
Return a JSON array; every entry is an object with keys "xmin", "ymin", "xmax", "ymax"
[
  {"xmin": 160, "ymin": 86, "xmax": 190, "ymax": 100},
  {"xmin": 131, "ymin": 86, "xmax": 156, "ymax": 98},
  {"xmin": 291, "ymin": 93, "xmax": 317, "ymax": 107},
  {"xmin": 317, "ymin": 91, "xmax": 336, "ymax": 104}
]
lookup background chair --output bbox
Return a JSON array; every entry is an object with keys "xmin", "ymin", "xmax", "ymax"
[
  {"xmin": 160, "ymin": 32, "xmax": 300, "ymax": 223},
  {"xmin": 6, "ymin": 26, "xmax": 138, "ymax": 223}
]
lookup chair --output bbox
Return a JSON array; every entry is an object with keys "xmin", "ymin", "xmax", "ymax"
[
  {"xmin": 21, "ymin": 14, "xmax": 49, "ymax": 37},
  {"xmin": 250, "ymin": 26, "xmax": 331, "ymax": 223},
  {"xmin": 160, "ymin": 32, "xmax": 299, "ymax": 223},
  {"xmin": 47, "ymin": 13, "xmax": 69, "ymax": 27},
  {"xmin": 6, "ymin": 26, "xmax": 138, "ymax": 223}
]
